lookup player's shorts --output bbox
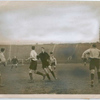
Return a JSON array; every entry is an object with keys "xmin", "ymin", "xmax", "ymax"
[
  {"xmin": 89, "ymin": 58, "xmax": 100, "ymax": 70},
  {"xmin": 42, "ymin": 61, "xmax": 49, "ymax": 69},
  {"xmin": 83, "ymin": 58, "xmax": 87, "ymax": 62},
  {"xmin": 0, "ymin": 62, "xmax": 6, "ymax": 66},
  {"xmin": 29, "ymin": 60, "xmax": 37, "ymax": 70},
  {"xmin": 51, "ymin": 62, "xmax": 56, "ymax": 66}
]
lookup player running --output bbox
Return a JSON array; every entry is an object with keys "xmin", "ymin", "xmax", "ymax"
[
  {"xmin": 38, "ymin": 47, "xmax": 57, "ymax": 81},
  {"xmin": 26, "ymin": 46, "xmax": 45, "ymax": 83},
  {"xmin": 0, "ymin": 48, "xmax": 6, "ymax": 87},
  {"xmin": 11, "ymin": 56, "xmax": 18, "ymax": 70},
  {"xmin": 82, "ymin": 44, "xmax": 100, "ymax": 87},
  {"xmin": 50, "ymin": 52, "xmax": 57, "ymax": 70}
]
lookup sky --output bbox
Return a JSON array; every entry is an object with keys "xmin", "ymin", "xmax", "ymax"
[{"xmin": 0, "ymin": 1, "xmax": 100, "ymax": 44}]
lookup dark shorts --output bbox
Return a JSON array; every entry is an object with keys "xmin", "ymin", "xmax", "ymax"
[
  {"xmin": 51, "ymin": 62, "xmax": 55, "ymax": 66},
  {"xmin": 83, "ymin": 58, "xmax": 87, "ymax": 62},
  {"xmin": 29, "ymin": 60, "xmax": 37, "ymax": 70},
  {"xmin": 89, "ymin": 58, "xmax": 100, "ymax": 70},
  {"xmin": 0, "ymin": 62, "xmax": 6, "ymax": 66},
  {"xmin": 42, "ymin": 61, "xmax": 49, "ymax": 69}
]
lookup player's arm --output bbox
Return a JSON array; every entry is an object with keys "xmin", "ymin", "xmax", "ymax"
[
  {"xmin": 55, "ymin": 58, "xmax": 57, "ymax": 65},
  {"xmin": 27, "ymin": 51, "xmax": 35, "ymax": 60},
  {"xmin": 82, "ymin": 49, "xmax": 90, "ymax": 59}
]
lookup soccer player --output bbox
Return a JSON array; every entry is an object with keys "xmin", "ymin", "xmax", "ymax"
[
  {"xmin": 38, "ymin": 47, "xmax": 57, "ymax": 80},
  {"xmin": 11, "ymin": 56, "xmax": 18, "ymax": 70},
  {"xmin": 27, "ymin": 46, "xmax": 45, "ymax": 83},
  {"xmin": 82, "ymin": 44, "xmax": 100, "ymax": 87},
  {"xmin": 50, "ymin": 52, "xmax": 57, "ymax": 70},
  {"xmin": 0, "ymin": 48, "xmax": 6, "ymax": 87}
]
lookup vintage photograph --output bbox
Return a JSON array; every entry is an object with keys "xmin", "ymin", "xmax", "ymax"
[{"xmin": 0, "ymin": 1, "xmax": 100, "ymax": 95}]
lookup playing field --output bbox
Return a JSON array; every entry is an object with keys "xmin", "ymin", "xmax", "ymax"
[{"xmin": 0, "ymin": 63, "xmax": 100, "ymax": 94}]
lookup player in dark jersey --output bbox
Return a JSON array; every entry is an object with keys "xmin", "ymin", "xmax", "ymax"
[
  {"xmin": 38, "ymin": 47, "xmax": 57, "ymax": 80},
  {"xmin": 11, "ymin": 56, "xmax": 18, "ymax": 70}
]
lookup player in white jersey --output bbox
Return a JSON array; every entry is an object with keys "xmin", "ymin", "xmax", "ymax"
[
  {"xmin": 82, "ymin": 44, "xmax": 100, "ymax": 87},
  {"xmin": 26, "ymin": 46, "xmax": 45, "ymax": 83},
  {"xmin": 0, "ymin": 48, "xmax": 6, "ymax": 87},
  {"xmin": 50, "ymin": 52, "xmax": 57, "ymax": 70}
]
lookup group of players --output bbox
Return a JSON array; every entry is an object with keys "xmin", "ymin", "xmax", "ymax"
[
  {"xmin": 0, "ymin": 43, "xmax": 100, "ymax": 88},
  {"xmin": 0, "ymin": 46, "xmax": 57, "ymax": 86},
  {"xmin": 26, "ymin": 46, "xmax": 57, "ymax": 83}
]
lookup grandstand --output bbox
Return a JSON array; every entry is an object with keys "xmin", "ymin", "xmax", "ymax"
[{"xmin": 0, "ymin": 42, "xmax": 99, "ymax": 64}]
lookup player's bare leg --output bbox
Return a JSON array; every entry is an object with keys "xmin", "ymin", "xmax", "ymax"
[
  {"xmin": 34, "ymin": 70, "xmax": 45, "ymax": 80},
  {"xmin": 53, "ymin": 65, "xmax": 56, "ymax": 70},
  {"xmin": 84, "ymin": 62, "xmax": 87, "ymax": 66},
  {"xmin": 44, "ymin": 68, "xmax": 51, "ymax": 81},
  {"xmin": 90, "ymin": 69, "xmax": 95, "ymax": 87},
  {"xmin": 48, "ymin": 65, "xmax": 57, "ymax": 80},
  {"xmin": 15, "ymin": 64, "xmax": 17, "ymax": 68},
  {"xmin": 28, "ymin": 69, "xmax": 34, "ymax": 83}
]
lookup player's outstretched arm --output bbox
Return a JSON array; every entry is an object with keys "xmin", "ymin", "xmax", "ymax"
[
  {"xmin": 55, "ymin": 58, "xmax": 57, "ymax": 65},
  {"xmin": 82, "ymin": 49, "xmax": 90, "ymax": 59}
]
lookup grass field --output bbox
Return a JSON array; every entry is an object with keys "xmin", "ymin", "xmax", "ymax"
[{"xmin": 0, "ymin": 63, "xmax": 100, "ymax": 94}]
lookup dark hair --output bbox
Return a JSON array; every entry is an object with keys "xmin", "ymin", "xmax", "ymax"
[
  {"xmin": 32, "ymin": 46, "xmax": 35, "ymax": 50},
  {"xmin": 92, "ymin": 44, "xmax": 96, "ymax": 48},
  {"xmin": 1, "ymin": 48, "xmax": 5, "ymax": 52},
  {"xmin": 50, "ymin": 52, "xmax": 53, "ymax": 54},
  {"xmin": 41, "ymin": 47, "xmax": 44, "ymax": 49}
]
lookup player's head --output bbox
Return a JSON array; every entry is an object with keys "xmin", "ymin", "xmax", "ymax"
[
  {"xmin": 32, "ymin": 46, "xmax": 35, "ymax": 50},
  {"xmin": 92, "ymin": 44, "xmax": 96, "ymax": 48},
  {"xmin": 50, "ymin": 52, "xmax": 53, "ymax": 55},
  {"xmin": 1, "ymin": 48, "xmax": 5, "ymax": 52},
  {"xmin": 14, "ymin": 56, "xmax": 16, "ymax": 58},
  {"xmin": 41, "ymin": 47, "xmax": 45, "ymax": 52}
]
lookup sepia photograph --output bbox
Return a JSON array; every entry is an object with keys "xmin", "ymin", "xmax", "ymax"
[{"xmin": 1, "ymin": 1, "xmax": 100, "ymax": 98}]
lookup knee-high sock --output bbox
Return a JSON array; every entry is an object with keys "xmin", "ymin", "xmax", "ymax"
[
  {"xmin": 50, "ymin": 70, "xmax": 56, "ymax": 79},
  {"xmin": 46, "ymin": 73, "xmax": 51, "ymax": 80},
  {"xmin": 91, "ymin": 73, "xmax": 94, "ymax": 81},
  {"xmin": 36, "ymin": 71, "xmax": 44, "ymax": 76},
  {"xmin": 97, "ymin": 72, "xmax": 100, "ymax": 80},
  {"xmin": 29, "ymin": 73, "xmax": 33, "ymax": 80}
]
